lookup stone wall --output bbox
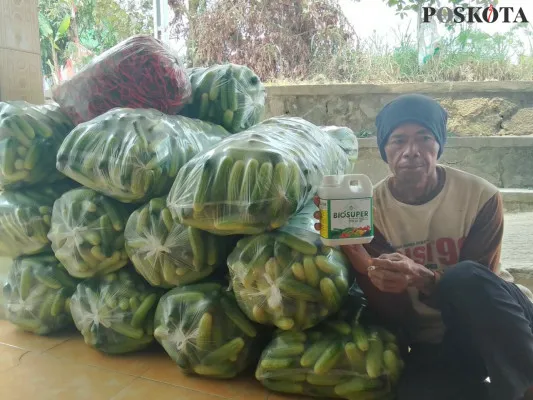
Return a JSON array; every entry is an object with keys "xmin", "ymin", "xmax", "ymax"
[
  {"xmin": 356, "ymin": 136, "xmax": 533, "ymax": 189},
  {"xmin": 265, "ymin": 81, "xmax": 533, "ymax": 137}
]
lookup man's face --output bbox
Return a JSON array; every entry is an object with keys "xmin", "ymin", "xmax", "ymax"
[{"xmin": 384, "ymin": 123, "xmax": 440, "ymax": 183}]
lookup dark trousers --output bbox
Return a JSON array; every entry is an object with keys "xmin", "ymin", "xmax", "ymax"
[{"xmin": 397, "ymin": 261, "xmax": 533, "ymax": 400}]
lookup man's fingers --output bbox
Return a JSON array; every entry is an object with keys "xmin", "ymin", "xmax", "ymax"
[
  {"xmin": 313, "ymin": 196, "xmax": 320, "ymax": 206},
  {"xmin": 371, "ymin": 258, "xmax": 398, "ymax": 270},
  {"xmin": 314, "ymin": 222, "xmax": 321, "ymax": 231},
  {"xmin": 371, "ymin": 258, "xmax": 412, "ymax": 274},
  {"xmin": 372, "ymin": 269, "xmax": 405, "ymax": 282},
  {"xmin": 377, "ymin": 253, "xmax": 404, "ymax": 261},
  {"xmin": 369, "ymin": 275, "xmax": 406, "ymax": 293},
  {"xmin": 368, "ymin": 252, "xmax": 417, "ymax": 293},
  {"xmin": 368, "ymin": 268, "xmax": 408, "ymax": 292},
  {"xmin": 313, "ymin": 211, "xmax": 320, "ymax": 220},
  {"xmin": 368, "ymin": 268, "xmax": 406, "ymax": 285},
  {"xmin": 380, "ymin": 260, "xmax": 412, "ymax": 275}
]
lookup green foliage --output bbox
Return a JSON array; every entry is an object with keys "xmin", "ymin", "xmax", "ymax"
[
  {"xmin": 38, "ymin": 0, "xmax": 71, "ymax": 78},
  {"xmin": 274, "ymin": 23, "xmax": 533, "ymax": 83},
  {"xmin": 78, "ymin": 0, "xmax": 153, "ymax": 53},
  {"xmin": 39, "ymin": 0, "xmax": 153, "ymax": 84},
  {"xmin": 57, "ymin": 15, "xmax": 71, "ymax": 38}
]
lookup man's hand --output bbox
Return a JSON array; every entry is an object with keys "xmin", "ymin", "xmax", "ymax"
[{"xmin": 368, "ymin": 253, "xmax": 436, "ymax": 295}]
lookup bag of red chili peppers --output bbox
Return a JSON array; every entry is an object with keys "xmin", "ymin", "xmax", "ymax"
[{"xmin": 53, "ymin": 35, "xmax": 192, "ymax": 125}]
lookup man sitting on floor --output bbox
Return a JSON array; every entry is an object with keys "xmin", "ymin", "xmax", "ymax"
[{"xmin": 313, "ymin": 94, "xmax": 533, "ymax": 400}]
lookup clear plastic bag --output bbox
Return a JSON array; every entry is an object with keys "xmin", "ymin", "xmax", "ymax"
[
  {"xmin": 154, "ymin": 281, "xmax": 264, "ymax": 378},
  {"xmin": 321, "ymin": 126, "xmax": 359, "ymax": 173},
  {"xmin": 52, "ymin": 35, "xmax": 192, "ymax": 125},
  {"xmin": 47, "ymin": 187, "xmax": 132, "ymax": 278},
  {"xmin": 167, "ymin": 116, "xmax": 348, "ymax": 235},
  {"xmin": 56, "ymin": 108, "xmax": 230, "ymax": 203},
  {"xmin": 0, "ymin": 257, "xmax": 8, "ymax": 319},
  {"xmin": 125, "ymin": 197, "xmax": 238, "ymax": 288},
  {"xmin": 69, "ymin": 268, "xmax": 161, "ymax": 354},
  {"xmin": 228, "ymin": 202, "xmax": 351, "ymax": 331},
  {"xmin": 181, "ymin": 64, "xmax": 266, "ymax": 133},
  {"xmin": 3, "ymin": 254, "xmax": 79, "ymax": 335},
  {"xmin": 0, "ymin": 180, "xmax": 77, "ymax": 258},
  {"xmin": 255, "ymin": 314, "xmax": 403, "ymax": 399},
  {"xmin": 0, "ymin": 101, "xmax": 74, "ymax": 188}
]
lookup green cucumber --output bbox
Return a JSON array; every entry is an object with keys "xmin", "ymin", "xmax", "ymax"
[
  {"xmin": 130, "ymin": 293, "xmax": 158, "ymax": 328},
  {"xmin": 188, "ymin": 227, "xmax": 205, "ymax": 269},
  {"xmin": 211, "ymin": 156, "xmax": 234, "ymax": 202},
  {"xmin": 193, "ymin": 162, "xmax": 212, "ymax": 212},
  {"xmin": 109, "ymin": 322, "xmax": 145, "ymax": 340}
]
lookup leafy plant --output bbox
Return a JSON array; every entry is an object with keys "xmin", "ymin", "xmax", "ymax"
[
  {"xmin": 39, "ymin": 12, "xmax": 71, "ymax": 85},
  {"xmin": 39, "ymin": 0, "xmax": 153, "ymax": 86}
]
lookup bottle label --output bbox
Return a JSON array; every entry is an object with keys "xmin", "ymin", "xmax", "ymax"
[{"xmin": 320, "ymin": 198, "xmax": 373, "ymax": 240}]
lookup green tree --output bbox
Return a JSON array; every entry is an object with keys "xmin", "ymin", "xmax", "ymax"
[
  {"xmin": 39, "ymin": 0, "xmax": 153, "ymax": 85},
  {"xmin": 39, "ymin": 12, "xmax": 70, "ymax": 85}
]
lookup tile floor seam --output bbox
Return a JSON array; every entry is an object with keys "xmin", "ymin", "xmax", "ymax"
[
  {"xmin": 0, "ymin": 349, "xmax": 29, "ymax": 375},
  {"xmin": 17, "ymin": 350, "xmax": 30, "ymax": 363},
  {"xmin": 0, "ymin": 341, "xmax": 27, "ymax": 351},
  {"xmin": 43, "ymin": 350, "xmax": 151, "ymax": 378},
  {"xmin": 108, "ymin": 376, "xmax": 143, "ymax": 400},
  {"xmin": 139, "ymin": 376, "xmax": 231, "ymax": 399},
  {"xmin": 38, "ymin": 337, "xmax": 71, "ymax": 354},
  {"xmin": 35, "ymin": 351, "xmax": 142, "ymax": 380}
]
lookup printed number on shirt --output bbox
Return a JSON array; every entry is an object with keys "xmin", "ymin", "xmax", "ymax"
[{"xmin": 399, "ymin": 237, "xmax": 465, "ymax": 268}]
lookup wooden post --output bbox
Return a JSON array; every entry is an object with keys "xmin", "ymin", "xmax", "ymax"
[{"xmin": 0, "ymin": 0, "xmax": 44, "ymax": 104}]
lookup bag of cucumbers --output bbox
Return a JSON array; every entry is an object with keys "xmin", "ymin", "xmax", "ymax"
[
  {"xmin": 3, "ymin": 254, "xmax": 79, "ymax": 335},
  {"xmin": 47, "ymin": 187, "xmax": 131, "ymax": 278},
  {"xmin": 181, "ymin": 64, "xmax": 266, "ymax": 133},
  {"xmin": 228, "ymin": 202, "xmax": 351, "ymax": 331},
  {"xmin": 0, "ymin": 101, "xmax": 74, "ymax": 189},
  {"xmin": 167, "ymin": 117, "xmax": 348, "ymax": 235},
  {"xmin": 69, "ymin": 268, "xmax": 161, "ymax": 354},
  {"xmin": 0, "ymin": 180, "xmax": 77, "ymax": 257},
  {"xmin": 154, "ymin": 282, "xmax": 264, "ymax": 378},
  {"xmin": 56, "ymin": 108, "xmax": 230, "ymax": 203},
  {"xmin": 321, "ymin": 126, "xmax": 359, "ymax": 173},
  {"xmin": 125, "ymin": 197, "xmax": 238, "ymax": 288},
  {"xmin": 255, "ymin": 313, "xmax": 403, "ymax": 400}
]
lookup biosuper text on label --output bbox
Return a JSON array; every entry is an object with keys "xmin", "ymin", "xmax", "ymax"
[
  {"xmin": 332, "ymin": 210, "xmax": 369, "ymax": 219},
  {"xmin": 422, "ymin": 5, "xmax": 528, "ymax": 24}
]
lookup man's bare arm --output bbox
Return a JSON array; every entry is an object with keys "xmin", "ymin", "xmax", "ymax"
[{"xmin": 342, "ymin": 228, "xmax": 412, "ymax": 326}]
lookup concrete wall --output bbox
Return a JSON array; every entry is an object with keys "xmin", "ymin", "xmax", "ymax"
[
  {"xmin": 265, "ymin": 81, "xmax": 533, "ymax": 137},
  {"xmin": 356, "ymin": 136, "xmax": 533, "ymax": 189},
  {"xmin": 0, "ymin": 0, "xmax": 44, "ymax": 103}
]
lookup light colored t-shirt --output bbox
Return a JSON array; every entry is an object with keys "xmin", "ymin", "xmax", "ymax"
[{"xmin": 368, "ymin": 165, "xmax": 501, "ymax": 343}]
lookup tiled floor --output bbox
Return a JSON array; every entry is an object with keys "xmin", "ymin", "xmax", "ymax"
[{"xmin": 0, "ymin": 320, "xmax": 305, "ymax": 400}]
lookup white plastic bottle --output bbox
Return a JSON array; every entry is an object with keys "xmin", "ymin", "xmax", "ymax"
[{"xmin": 318, "ymin": 174, "xmax": 374, "ymax": 246}]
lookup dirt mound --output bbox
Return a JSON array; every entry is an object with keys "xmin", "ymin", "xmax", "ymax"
[
  {"xmin": 438, "ymin": 97, "xmax": 519, "ymax": 136},
  {"xmin": 501, "ymin": 108, "xmax": 533, "ymax": 136}
]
